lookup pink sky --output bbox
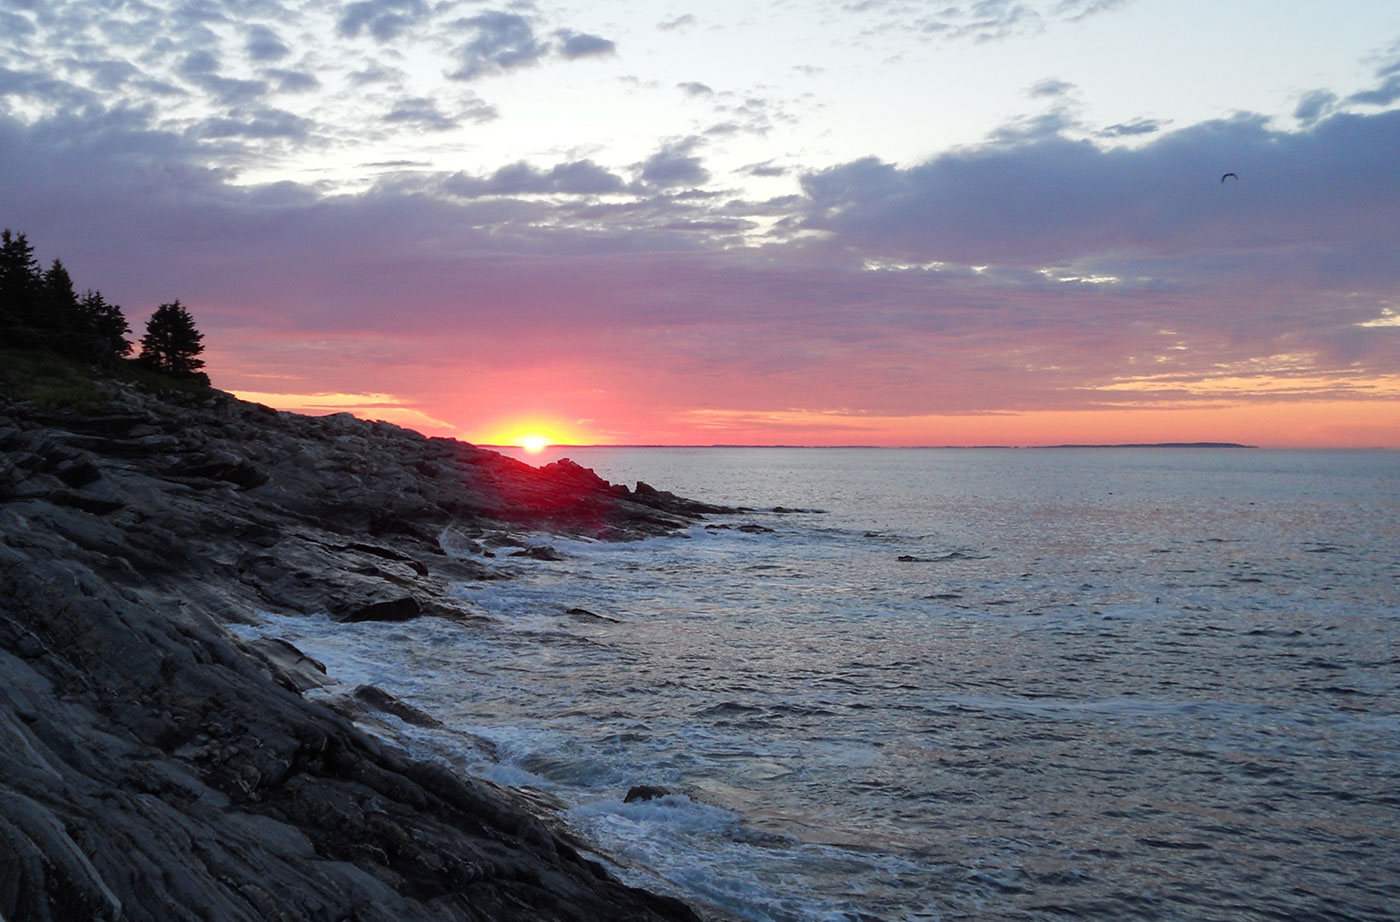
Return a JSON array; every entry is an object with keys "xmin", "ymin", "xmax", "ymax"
[{"xmin": 3, "ymin": 3, "xmax": 1398, "ymax": 448}]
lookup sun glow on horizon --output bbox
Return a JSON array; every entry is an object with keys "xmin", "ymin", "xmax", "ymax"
[{"xmin": 519, "ymin": 434, "xmax": 551, "ymax": 453}]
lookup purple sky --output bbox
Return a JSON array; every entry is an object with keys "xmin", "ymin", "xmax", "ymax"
[{"xmin": 3, "ymin": 1, "xmax": 1398, "ymax": 446}]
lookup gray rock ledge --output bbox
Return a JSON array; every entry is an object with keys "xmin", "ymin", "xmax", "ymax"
[{"xmin": 1, "ymin": 381, "xmax": 728, "ymax": 922}]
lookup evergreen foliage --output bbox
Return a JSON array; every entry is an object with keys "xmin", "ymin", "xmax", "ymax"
[
  {"xmin": 138, "ymin": 300, "xmax": 205, "ymax": 375},
  {"xmin": 0, "ymin": 227, "xmax": 201, "ymax": 378}
]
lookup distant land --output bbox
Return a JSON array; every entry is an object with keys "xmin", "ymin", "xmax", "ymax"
[
  {"xmin": 482, "ymin": 442, "xmax": 1257, "ymax": 450},
  {"xmin": 1041, "ymin": 442, "xmax": 1254, "ymax": 449}
]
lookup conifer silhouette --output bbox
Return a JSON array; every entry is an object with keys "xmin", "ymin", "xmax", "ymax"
[{"xmin": 139, "ymin": 300, "xmax": 205, "ymax": 375}]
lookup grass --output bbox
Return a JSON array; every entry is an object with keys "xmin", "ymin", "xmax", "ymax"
[
  {"xmin": 0, "ymin": 346, "xmax": 218, "ymax": 415},
  {"xmin": 0, "ymin": 347, "xmax": 109, "ymax": 413}
]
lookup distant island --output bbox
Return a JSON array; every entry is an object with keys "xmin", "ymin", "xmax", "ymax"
[{"xmin": 1040, "ymin": 442, "xmax": 1253, "ymax": 449}]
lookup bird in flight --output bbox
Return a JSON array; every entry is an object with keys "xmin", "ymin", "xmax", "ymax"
[{"xmin": 1220, "ymin": 172, "xmax": 1239, "ymax": 183}]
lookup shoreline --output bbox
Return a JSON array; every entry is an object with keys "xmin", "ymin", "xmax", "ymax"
[{"xmin": 0, "ymin": 380, "xmax": 731, "ymax": 921}]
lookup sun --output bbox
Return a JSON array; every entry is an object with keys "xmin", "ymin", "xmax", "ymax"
[{"xmin": 519, "ymin": 434, "xmax": 551, "ymax": 453}]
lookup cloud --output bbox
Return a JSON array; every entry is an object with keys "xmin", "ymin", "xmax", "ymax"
[
  {"xmin": 66, "ymin": 58, "xmax": 142, "ymax": 91},
  {"xmin": 1052, "ymin": 0, "xmax": 1134, "ymax": 23},
  {"xmin": 177, "ymin": 50, "xmax": 269, "ymax": 105},
  {"xmin": 857, "ymin": 0, "xmax": 1134, "ymax": 44},
  {"xmin": 678, "ymin": 81, "xmax": 713, "ymax": 97},
  {"xmin": 658, "ymin": 15, "xmax": 697, "ymax": 31},
  {"xmin": 384, "ymin": 97, "xmax": 460, "ymax": 131},
  {"xmin": 191, "ymin": 107, "xmax": 313, "ymax": 140},
  {"xmin": 337, "ymin": 0, "xmax": 429, "ymax": 41},
  {"xmin": 450, "ymin": 12, "xmax": 550, "ymax": 80},
  {"xmin": 1293, "ymin": 89, "xmax": 1337, "ymax": 125},
  {"xmin": 1098, "ymin": 117, "xmax": 1164, "ymax": 138},
  {"xmin": 266, "ymin": 69, "xmax": 320, "ymax": 94},
  {"xmin": 637, "ymin": 137, "xmax": 710, "ymax": 188},
  {"xmin": 0, "ymin": 10, "xmax": 36, "ymax": 39},
  {"xmin": 1, "ymin": 78, "xmax": 1395, "ymax": 439},
  {"xmin": 384, "ymin": 95, "xmax": 497, "ymax": 130},
  {"xmin": 796, "ymin": 109, "xmax": 1400, "ymax": 277},
  {"xmin": 741, "ymin": 161, "xmax": 787, "ymax": 178},
  {"xmin": 1027, "ymin": 78, "xmax": 1075, "ymax": 98},
  {"xmin": 444, "ymin": 159, "xmax": 626, "ymax": 196},
  {"xmin": 1348, "ymin": 74, "xmax": 1400, "ymax": 107},
  {"xmin": 557, "ymin": 31, "xmax": 616, "ymax": 59},
  {"xmin": 245, "ymin": 25, "xmax": 290, "ymax": 62}
]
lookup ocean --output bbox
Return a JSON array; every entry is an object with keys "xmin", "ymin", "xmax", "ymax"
[{"xmin": 234, "ymin": 447, "xmax": 1400, "ymax": 921}]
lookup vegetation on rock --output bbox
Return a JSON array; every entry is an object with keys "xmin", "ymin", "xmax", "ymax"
[{"xmin": 1, "ymin": 227, "xmax": 207, "ymax": 387}]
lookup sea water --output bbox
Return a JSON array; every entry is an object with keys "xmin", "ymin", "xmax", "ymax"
[{"xmin": 235, "ymin": 448, "xmax": 1400, "ymax": 921}]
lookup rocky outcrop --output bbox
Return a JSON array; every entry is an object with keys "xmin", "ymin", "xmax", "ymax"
[{"xmin": 0, "ymin": 381, "xmax": 724, "ymax": 922}]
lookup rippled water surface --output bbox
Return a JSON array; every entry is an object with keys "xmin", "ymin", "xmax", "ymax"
[{"xmin": 240, "ymin": 448, "xmax": 1400, "ymax": 921}]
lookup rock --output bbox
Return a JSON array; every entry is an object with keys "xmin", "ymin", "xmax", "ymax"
[
  {"xmin": 511, "ymin": 545, "xmax": 565, "ymax": 561},
  {"xmin": 0, "ymin": 377, "xmax": 722, "ymax": 922},
  {"xmin": 176, "ymin": 452, "xmax": 269, "ymax": 489},
  {"xmin": 352, "ymin": 685, "xmax": 445, "ymax": 729},
  {"xmin": 334, "ymin": 595, "xmax": 422, "ymax": 623},
  {"xmin": 624, "ymin": 785, "xmax": 676, "ymax": 804},
  {"xmin": 247, "ymin": 637, "xmax": 334, "ymax": 693},
  {"xmin": 564, "ymin": 607, "xmax": 620, "ymax": 623}
]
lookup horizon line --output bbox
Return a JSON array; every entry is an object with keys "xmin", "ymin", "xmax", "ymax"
[{"xmin": 474, "ymin": 441, "xmax": 1297, "ymax": 451}]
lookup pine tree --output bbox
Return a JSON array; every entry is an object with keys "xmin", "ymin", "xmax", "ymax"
[
  {"xmin": 0, "ymin": 229, "xmax": 42, "ymax": 346},
  {"xmin": 76, "ymin": 290, "xmax": 133, "ymax": 364},
  {"xmin": 40, "ymin": 258, "xmax": 81, "ymax": 351},
  {"xmin": 139, "ymin": 300, "xmax": 205, "ymax": 375}
]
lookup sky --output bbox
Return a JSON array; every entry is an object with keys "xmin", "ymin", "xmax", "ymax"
[{"xmin": 3, "ymin": 0, "xmax": 1399, "ymax": 448}]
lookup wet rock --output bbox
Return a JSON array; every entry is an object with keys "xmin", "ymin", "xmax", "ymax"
[
  {"xmin": 352, "ymin": 685, "xmax": 445, "ymax": 729},
  {"xmin": 511, "ymin": 545, "xmax": 566, "ymax": 561},
  {"xmin": 564, "ymin": 607, "xmax": 620, "ymax": 623},
  {"xmin": 624, "ymin": 785, "xmax": 676, "ymax": 803},
  {"xmin": 334, "ymin": 595, "xmax": 422, "ymax": 623}
]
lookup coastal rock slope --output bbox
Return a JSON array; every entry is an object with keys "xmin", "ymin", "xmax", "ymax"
[{"xmin": 0, "ymin": 381, "xmax": 725, "ymax": 922}]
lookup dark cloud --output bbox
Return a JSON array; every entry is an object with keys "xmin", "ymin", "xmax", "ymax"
[
  {"xmin": 266, "ymin": 69, "xmax": 320, "ymax": 93},
  {"xmin": 385, "ymin": 96, "xmax": 497, "ymax": 130},
  {"xmin": 860, "ymin": 0, "xmax": 1132, "ymax": 44},
  {"xmin": 678, "ymin": 81, "xmax": 713, "ymax": 96},
  {"xmin": 67, "ymin": 59, "xmax": 143, "ymax": 91},
  {"xmin": 450, "ymin": 12, "xmax": 550, "ymax": 80},
  {"xmin": 177, "ymin": 50, "xmax": 268, "ymax": 105},
  {"xmin": 245, "ymin": 25, "xmax": 291, "ymax": 62},
  {"xmin": 557, "ymin": 31, "xmax": 616, "ymax": 59},
  {"xmin": 797, "ymin": 109, "xmax": 1400, "ymax": 276},
  {"xmin": 178, "ymin": 50, "xmax": 221, "ymax": 77},
  {"xmin": 385, "ymin": 98, "xmax": 459, "ymax": 131},
  {"xmin": 637, "ymin": 138, "xmax": 710, "ymax": 188},
  {"xmin": 741, "ymin": 161, "xmax": 787, "ymax": 178},
  {"xmin": 337, "ymin": 0, "xmax": 429, "ymax": 41},
  {"xmin": 1098, "ymin": 117, "xmax": 1164, "ymax": 138},
  {"xmin": 191, "ymin": 107, "xmax": 313, "ymax": 140},
  {"xmin": 350, "ymin": 65, "xmax": 401, "ymax": 85},
  {"xmin": 658, "ymin": 15, "xmax": 697, "ymax": 31},
  {"xmin": 1293, "ymin": 89, "xmax": 1337, "ymax": 125},
  {"xmin": 1052, "ymin": 0, "xmax": 1133, "ymax": 22},
  {"xmin": 987, "ymin": 108, "xmax": 1080, "ymax": 144},
  {"xmin": 0, "ymin": 65, "xmax": 99, "ymax": 110},
  {"xmin": 1347, "ymin": 75, "xmax": 1400, "ymax": 107},
  {"xmin": 1027, "ymin": 78, "xmax": 1074, "ymax": 98},
  {"xmin": 445, "ymin": 159, "xmax": 625, "ymax": 197},
  {"xmin": 0, "ymin": 10, "xmax": 36, "ymax": 38}
]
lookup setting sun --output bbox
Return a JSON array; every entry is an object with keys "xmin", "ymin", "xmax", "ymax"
[{"xmin": 519, "ymin": 435, "xmax": 550, "ymax": 453}]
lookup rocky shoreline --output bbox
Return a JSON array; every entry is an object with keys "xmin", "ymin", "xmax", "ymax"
[{"xmin": 0, "ymin": 378, "xmax": 731, "ymax": 921}]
